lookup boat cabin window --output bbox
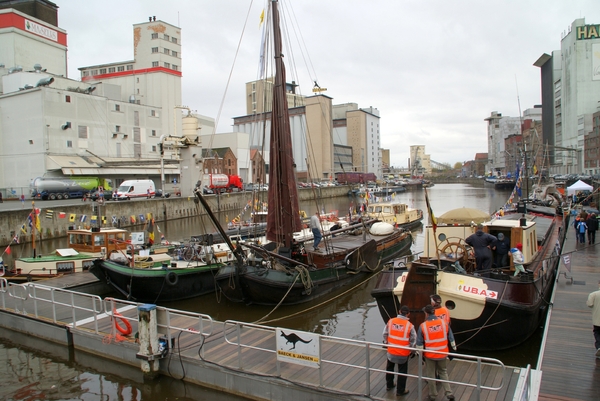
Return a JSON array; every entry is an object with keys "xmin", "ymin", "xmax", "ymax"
[
  {"xmin": 93, "ymin": 234, "xmax": 105, "ymax": 246},
  {"xmin": 70, "ymin": 233, "xmax": 91, "ymax": 246},
  {"xmin": 383, "ymin": 206, "xmax": 392, "ymax": 214},
  {"xmin": 393, "ymin": 205, "xmax": 406, "ymax": 213},
  {"xmin": 374, "ymin": 206, "xmax": 383, "ymax": 213}
]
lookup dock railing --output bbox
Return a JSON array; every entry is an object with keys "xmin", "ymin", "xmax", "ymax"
[{"xmin": 223, "ymin": 319, "xmax": 505, "ymax": 400}]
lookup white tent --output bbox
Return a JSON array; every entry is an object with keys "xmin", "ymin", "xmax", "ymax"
[{"xmin": 566, "ymin": 180, "xmax": 593, "ymax": 195}]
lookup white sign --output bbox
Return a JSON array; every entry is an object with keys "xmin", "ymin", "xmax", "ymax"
[
  {"xmin": 457, "ymin": 284, "xmax": 498, "ymax": 299},
  {"xmin": 276, "ymin": 328, "xmax": 320, "ymax": 368},
  {"xmin": 25, "ymin": 19, "xmax": 58, "ymax": 42},
  {"xmin": 130, "ymin": 232, "xmax": 145, "ymax": 245}
]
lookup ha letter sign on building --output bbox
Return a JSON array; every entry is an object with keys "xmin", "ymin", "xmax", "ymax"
[{"xmin": 276, "ymin": 328, "xmax": 320, "ymax": 368}]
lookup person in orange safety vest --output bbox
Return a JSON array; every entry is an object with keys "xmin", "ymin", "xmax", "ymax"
[
  {"xmin": 417, "ymin": 305, "xmax": 456, "ymax": 401},
  {"xmin": 383, "ymin": 305, "xmax": 416, "ymax": 396},
  {"xmin": 431, "ymin": 294, "xmax": 450, "ymax": 327}
]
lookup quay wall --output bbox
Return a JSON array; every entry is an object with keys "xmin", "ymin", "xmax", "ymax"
[{"xmin": 0, "ymin": 187, "xmax": 351, "ymax": 246}]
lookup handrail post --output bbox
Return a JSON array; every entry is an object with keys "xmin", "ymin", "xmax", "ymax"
[
  {"xmin": 365, "ymin": 342, "xmax": 371, "ymax": 396},
  {"xmin": 237, "ymin": 323, "xmax": 242, "ymax": 368},
  {"xmin": 477, "ymin": 358, "xmax": 482, "ymax": 400}
]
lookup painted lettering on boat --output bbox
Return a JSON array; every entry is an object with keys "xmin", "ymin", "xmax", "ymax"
[{"xmin": 458, "ymin": 284, "xmax": 498, "ymax": 299}]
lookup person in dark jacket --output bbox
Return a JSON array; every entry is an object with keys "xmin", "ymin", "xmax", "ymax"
[
  {"xmin": 465, "ymin": 224, "xmax": 497, "ymax": 271},
  {"xmin": 587, "ymin": 213, "xmax": 598, "ymax": 245},
  {"xmin": 493, "ymin": 232, "xmax": 511, "ymax": 268}
]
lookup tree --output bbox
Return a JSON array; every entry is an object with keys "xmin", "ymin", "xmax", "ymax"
[{"xmin": 453, "ymin": 162, "xmax": 463, "ymax": 170}]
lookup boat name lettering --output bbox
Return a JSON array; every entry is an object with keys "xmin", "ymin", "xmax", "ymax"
[{"xmin": 459, "ymin": 285, "xmax": 498, "ymax": 299}]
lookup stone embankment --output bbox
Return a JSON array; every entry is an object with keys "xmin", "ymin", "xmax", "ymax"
[{"xmin": 0, "ymin": 187, "xmax": 350, "ymax": 246}]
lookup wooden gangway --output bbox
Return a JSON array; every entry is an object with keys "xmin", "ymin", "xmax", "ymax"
[
  {"xmin": 0, "ymin": 279, "xmax": 529, "ymax": 401},
  {"xmin": 537, "ymin": 221, "xmax": 600, "ymax": 401}
]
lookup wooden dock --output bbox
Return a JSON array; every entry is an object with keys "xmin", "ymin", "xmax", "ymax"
[
  {"xmin": 537, "ymin": 221, "xmax": 600, "ymax": 401},
  {"xmin": 0, "ymin": 278, "xmax": 528, "ymax": 401}
]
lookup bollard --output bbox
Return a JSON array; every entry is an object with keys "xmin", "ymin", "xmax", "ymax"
[{"xmin": 136, "ymin": 304, "xmax": 161, "ymax": 379}]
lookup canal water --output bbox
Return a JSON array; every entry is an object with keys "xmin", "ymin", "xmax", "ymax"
[{"xmin": 1, "ymin": 183, "xmax": 543, "ymax": 400}]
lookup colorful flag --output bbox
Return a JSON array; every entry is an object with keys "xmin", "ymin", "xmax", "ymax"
[
  {"xmin": 424, "ymin": 187, "xmax": 437, "ymax": 232},
  {"xmin": 20, "ymin": 224, "xmax": 27, "ymax": 234},
  {"xmin": 4, "ymin": 245, "xmax": 10, "ymax": 255},
  {"xmin": 58, "ymin": 212, "xmax": 66, "ymax": 219},
  {"xmin": 139, "ymin": 214, "xmax": 145, "ymax": 223},
  {"xmin": 102, "ymin": 216, "xmax": 106, "ymax": 224},
  {"xmin": 46, "ymin": 210, "xmax": 54, "ymax": 219},
  {"xmin": 91, "ymin": 215, "xmax": 98, "ymax": 223},
  {"xmin": 80, "ymin": 215, "xmax": 87, "ymax": 223},
  {"xmin": 12, "ymin": 235, "xmax": 19, "ymax": 244},
  {"xmin": 35, "ymin": 213, "xmax": 41, "ymax": 232},
  {"xmin": 28, "ymin": 213, "xmax": 33, "ymax": 228},
  {"xmin": 130, "ymin": 215, "xmax": 136, "ymax": 224},
  {"xmin": 69, "ymin": 214, "xmax": 76, "ymax": 222},
  {"xmin": 112, "ymin": 216, "xmax": 118, "ymax": 224},
  {"xmin": 533, "ymin": 165, "xmax": 538, "ymax": 175}
]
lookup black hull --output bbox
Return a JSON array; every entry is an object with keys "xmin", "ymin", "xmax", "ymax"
[
  {"xmin": 90, "ymin": 260, "xmax": 219, "ymax": 303},
  {"xmin": 216, "ymin": 232, "xmax": 413, "ymax": 305},
  {"xmin": 371, "ymin": 254, "xmax": 561, "ymax": 351}
]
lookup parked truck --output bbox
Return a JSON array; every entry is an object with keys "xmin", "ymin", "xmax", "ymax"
[
  {"xmin": 31, "ymin": 177, "xmax": 113, "ymax": 200},
  {"xmin": 202, "ymin": 174, "xmax": 243, "ymax": 193}
]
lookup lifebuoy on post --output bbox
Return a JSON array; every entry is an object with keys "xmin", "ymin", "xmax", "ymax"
[
  {"xmin": 113, "ymin": 309, "xmax": 132, "ymax": 336},
  {"xmin": 166, "ymin": 271, "xmax": 178, "ymax": 286}
]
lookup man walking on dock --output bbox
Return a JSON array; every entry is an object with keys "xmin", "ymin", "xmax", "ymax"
[
  {"xmin": 383, "ymin": 305, "xmax": 415, "ymax": 396},
  {"xmin": 417, "ymin": 305, "xmax": 456, "ymax": 400},
  {"xmin": 587, "ymin": 280, "xmax": 600, "ymax": 358}
]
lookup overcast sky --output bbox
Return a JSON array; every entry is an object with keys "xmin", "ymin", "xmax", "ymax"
[{"xmin": 57, "ymin": 0, "xmax": 600, "ymax": 168}]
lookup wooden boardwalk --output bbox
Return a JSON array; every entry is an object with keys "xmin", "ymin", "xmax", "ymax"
[
  {"xmin": 0, "ymin": 280, "xmax": 525, "ymax": 401},
  {"xmin": 538, "ymin": 222, "xmax": 600, "ymax": 401}
]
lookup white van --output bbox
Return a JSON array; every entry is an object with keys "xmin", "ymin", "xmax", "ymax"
[{"xmin": 115, "ymin": 179, "xmax": 155, "ymax": 200}]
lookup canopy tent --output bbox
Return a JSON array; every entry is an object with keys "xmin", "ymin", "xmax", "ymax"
[{"xmin": 566, "ymin": 180, "xmax": 593, "ymax": 195}]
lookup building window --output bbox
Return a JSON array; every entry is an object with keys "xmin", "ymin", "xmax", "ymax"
[
  {"xmin": 117, "ymin": 66, "xmax": 124, "ymax": 72},
  {"xmin": 115, "ymin": 104, "xmax": 120, "ymax": 111},
  {"xmin": 66, "ymin": 140, "xmax": 72, "ymax": 148},
  {"xmin": 172, "ymin": 51, "xmax": 178, "ymax": 58},
  {"xmin": 152, "ymin": 145, "xmax": 157, "ymax": 152},
  {"xmin": 91, "ymin": 70, "xmax": 98, "ymax": 75},
  {"xmin": 164, "ymin": 62, "xmax": 170, "ymax": 68},
  {"xmin": 151, "ymin": 130, "xmax": 156, "ymax": 136},
  {"xmin": 151, "ymin": 33, "xmax": 158, "ymax": 39},
  {"xmin": 171, "ymin": 37, "xmax": 178, "ymax": 44},
  {"xmin": 99, "ymin": 68, "xmax": 106, "ymax": 74},
  {"xmin": 152, "ymin": 47, "xmax": 158, "ymax": 53},
  {"xmin": 78, "ymin": 126, "xmax": 88, "ymax": 139},
  {"xmin": 82, "ymin": 71, "xmax": 88, "ymax": 77},
  {"xmin": 172, "ymin": 65, "xmax": 178, "ymax": 71},
  {"xmin": 126, "ymin": 65, "xmax": 133, "ymax": 71},
  {"xmin": 65, "ymin": 95, "xmax": 71, "ymax": 103},
  {"xmin": 152, "ymin": 61, "xmax": 159, "ymax": 67},
  {"xmin": 164, "ymin": 48, "xmax": 170, "ymax": 55},
  {"xmin": 164, "ymin": 34, "xmax": 170, "ymax": 41},
  {"xmin": 108, "ymin": 67, "xmax": 115, "ymax": 73},
  {"xmin": 151, "ymin": 110, "xmax": 157, "ymax": 117}
]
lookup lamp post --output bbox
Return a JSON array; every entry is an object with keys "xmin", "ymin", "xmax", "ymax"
[{"xmin": 159, "ymin": 134, "xmax": 166, "ymax": 192}]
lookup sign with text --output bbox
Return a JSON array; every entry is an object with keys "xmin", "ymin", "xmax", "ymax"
[{"xmin": 276, "ymin": 328, "xmax": 320, "ymax": 368}]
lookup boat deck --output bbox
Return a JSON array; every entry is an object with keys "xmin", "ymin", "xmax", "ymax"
[{"xmin": 537, "ymin": 225, "xmax": 600, "ymax": 400}]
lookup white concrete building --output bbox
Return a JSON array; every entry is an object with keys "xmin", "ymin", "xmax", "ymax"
[{"xmin": 535, "ymin": 18, "xmax": 600, "ymax": 174}]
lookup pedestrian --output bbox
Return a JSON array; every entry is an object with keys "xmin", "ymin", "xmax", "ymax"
[
  {"xmin": 573, "ymin": 214, "xmax": 581, "ymax": 237},
  {"xmin": 510, "ymin": 243, "xmax": 525, "ymax": 276},
  {"xmin": 20, "ymin": 194, "xmax": 25, "ymax": 208},
  {"xmin": 309, "ymin": 211, "xmax": 322, "ymax": 251},
  {"xmin": 586, "ymin": 213, "xmax": 598, "ymax": 245},
  {"xmin": 382, "ymin": 305, "xmax": 415, "ymax": 396},
  {"xmin": 147, "ymin": 188, "xmax": 151, "ymax": 199},
  {"xmin": 576, "ymin": 218, "xmax": 588, "ymax": 244},
  {"xmin": 416, "ymin": 305, "xmax": 456, "ymax": 401},
  {"xmin": 430, "ymin": 294, "xmax": 450, "ymax": 327},
  {"xmin": 465, "ymin": 223, "xmax": 497, "ymax": 271},
  {"xmin": 493, "ymin": 232, "xmax": 511, "ymax": 268},
  {"xmin": 586, "ymin": 280, "xmax": 600, "ymax": 358}
]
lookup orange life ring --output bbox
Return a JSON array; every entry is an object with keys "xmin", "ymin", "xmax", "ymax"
[{"xmin": 113, "ymin": 309, "xmax": 132, "ymax": 336}]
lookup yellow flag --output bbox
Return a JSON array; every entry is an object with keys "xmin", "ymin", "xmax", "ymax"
[
  {"xmin": 259, "ymin": 9, "xmax": 265, "ymax": 27},
  {"xmin": 69, "ymin": 214, "xmax": 76, "ymax": 222},
  {"xmin": 35, "ymin": 213, "xmax": 41, "ymax": 232}
]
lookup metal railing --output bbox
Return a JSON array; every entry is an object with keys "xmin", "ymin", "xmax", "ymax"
[{"xmin": 223, "ymin": 319, "xmax": 506, "ymax": 400}]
